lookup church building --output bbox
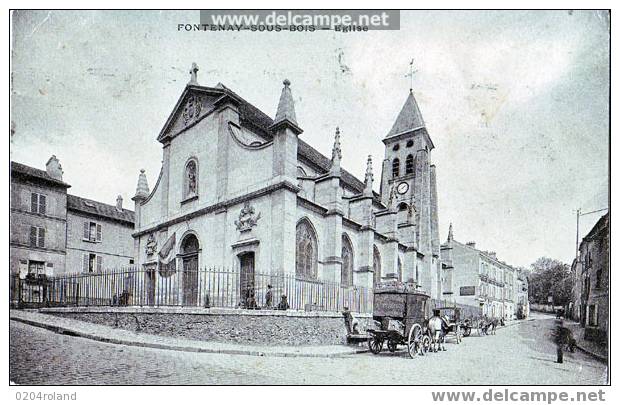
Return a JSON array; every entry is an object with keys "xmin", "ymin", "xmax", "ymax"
[{"xmin": 132, "ymin": 64, "xmax": 443, "ymax": 308}]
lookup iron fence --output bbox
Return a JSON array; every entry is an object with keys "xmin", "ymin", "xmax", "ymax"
[{"xmin": 9, "ymin": 267, "xmax": 373, "ymax": 313}]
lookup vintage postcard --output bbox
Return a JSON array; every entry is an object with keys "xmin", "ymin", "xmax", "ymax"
[{"xmin": 8, "ymin": 8, "xmax": 610, "ymax": 394}]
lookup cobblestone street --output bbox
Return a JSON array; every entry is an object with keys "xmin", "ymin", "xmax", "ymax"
[{"xmin": 10, "ymin": 313, "xmax": 607, "ymax": 385}]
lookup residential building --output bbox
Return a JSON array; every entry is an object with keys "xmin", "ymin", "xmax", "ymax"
[
  {"xmin": 577, "ymin": 213, "xmax": 609, "ymax": 344},
  {"xmin": 10, "ymin": 157, "xmax": 135, "ymax": 278},
  {"xmin": 441, "ymin": 224, "xmax": 520, "ymax": 319},
  {"xmin": 10, "ymin": 157, "xmax": 70, "ymax": 279}
]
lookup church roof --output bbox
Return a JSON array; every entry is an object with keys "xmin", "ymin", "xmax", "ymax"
[
  {"xmin": 191, "ymin": 83, "xmax": 381, "ymax": 201},
  {"xmin": 67, "ymin": 194, "xmax": 135, "ymax": 226},
  {"xmin": 385, "ymin": 90, "xmax": 426, "ymax": 138}
]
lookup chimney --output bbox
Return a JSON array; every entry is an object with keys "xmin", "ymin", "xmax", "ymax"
[
  {"xmin": 116, "ymin": 195, "xmax": 123, "ymax": 212},
  {"xmin": 45, "ymin": 155, "xmax": 63, "ymax": 181},
  {"xmin": 466, "ymin": 241, "xmax": 476, "ymax": 249},
  {"xmin": 488, "ymin": 251, "xmax": 497, "ymax": 260}
]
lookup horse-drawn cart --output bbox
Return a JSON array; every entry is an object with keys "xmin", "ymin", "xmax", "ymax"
[
  {"xmin": 435, "ymin": 306, "xmax": 464, "ymax": 344},
  {"xmin": 366, "ymin": 286, "xmax": 431, "ymax": 358}
]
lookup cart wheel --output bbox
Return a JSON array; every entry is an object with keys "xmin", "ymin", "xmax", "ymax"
[
  {"xmin": 407, "ymin": 324, "xmax": 422, "ymax": 358},
  {"xmin": 387, "ymin": 339, "xmax": 398, "ymax": 352},
  {"xmin": 368, "ymin": 336, "xmax": 384, "ymax": 354},
  {"xmin": 422, "ymin": 334, "xmax": 431, "ymax": 353},
  {"xmin": 463, "ymin": 327, "xmax": 471, "ymax": 337}
]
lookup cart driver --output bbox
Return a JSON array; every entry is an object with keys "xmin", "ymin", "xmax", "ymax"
[{"xmin": 428, "ymin": 309, "xmax": 447, "ymax": 352}]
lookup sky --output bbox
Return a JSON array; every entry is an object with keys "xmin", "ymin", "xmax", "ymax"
[{"xmin": 9, "ymin": 10, "xmax": 610, "ymax": 268}]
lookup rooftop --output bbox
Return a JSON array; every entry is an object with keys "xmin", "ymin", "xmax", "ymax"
[
  {"xmin": 162, "ymin": 82, "xmax": 383, "ymax": 203},
  {"xmin": 67, "ymin": 194, "xmax": 135, "ymax": 226},
  {"xmin": 10, "ymin": 161, "xmax": 71, "ymax": 188}
]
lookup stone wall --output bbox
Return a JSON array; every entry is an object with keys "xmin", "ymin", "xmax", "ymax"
[{"xmin": 42, "ymin": 307, "xmax": 371, "ymax": 346}]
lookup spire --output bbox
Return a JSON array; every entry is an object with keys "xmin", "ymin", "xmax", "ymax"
[
  {"xmin": 274, "ymin": 79, "xmax": 297, "ymax": 125},
  {"xmin": 364, "ymin": 155, "xmax": 373, "ymax": 196},
  {"xmin": 448, "ymin": 223, "xmax": 454, "ymax": 242},
  {"xmin": 134, "ymin": 169, "xmax": 150, "ymax": 199},
  {"xmin": 188, "ymin": 62, "xmax": 199, "ymax": 85},
  {"xmin": 270, "ymin": 79, "xmax": 302, "ymax": 134},
  {"xmin": 386, "ymin": 90, "xmax": 425, "ymax": 138},
  {"xmin": 330, "ymin": 127, "xmax": 342, "ymax": 175}
]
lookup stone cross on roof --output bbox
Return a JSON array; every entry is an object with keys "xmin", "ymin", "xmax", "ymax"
[{"xmin": 188, "ymin": 62, "xmax": 199, "ymax": 85}]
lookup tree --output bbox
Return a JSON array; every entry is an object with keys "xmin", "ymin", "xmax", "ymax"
[{"xmin": 528, "ymin": 257, "xmax": 571, "ymax": 305}]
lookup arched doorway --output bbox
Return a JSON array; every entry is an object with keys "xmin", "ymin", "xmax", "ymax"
[
  {"xmin": 239, "ymin": 252, "xmax": 256, "ymax": 308},
  {"xmin": 180, "ymin": 233, "xmax": 199, "ymax": 306}
]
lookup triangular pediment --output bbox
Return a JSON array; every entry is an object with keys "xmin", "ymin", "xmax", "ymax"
[{"xmin": 157, "ymin": 86, "xmax": 226, "ymax": 143}]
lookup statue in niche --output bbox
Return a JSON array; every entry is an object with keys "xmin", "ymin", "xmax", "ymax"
[{"xmin": 186, "ymin": 160, "xmax": 197, "ymax": 196}]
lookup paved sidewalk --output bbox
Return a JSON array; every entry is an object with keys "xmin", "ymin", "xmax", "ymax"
[
  {"xmin": 563, "ymin": 320, "xmax": 608, "ymax": 363},
  {"xmin": 9, "ymin": 310, "xmax": 368, "ymax": 358}
]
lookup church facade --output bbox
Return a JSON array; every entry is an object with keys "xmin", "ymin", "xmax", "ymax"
[{"xmin": 132, "ymin": 64, "xmax": 443, "ymax": 307}]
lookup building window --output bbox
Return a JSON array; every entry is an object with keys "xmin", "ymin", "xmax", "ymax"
[
  {"xmin": 83, "ymin": 221, "xmax": 102, "ymax": 242},
  {"xmin": 392, "ymin": 143, "xmax": 400, "ymax": 151},
  {"xmin": 405, "ymin": 154, "xmax": 414, "ymax": 174},
  {"xmin": 397, "ymin": 256, "xmax": 403, "ymax": 282},
  {"xmin": 406, "ymin": 140, "xmax": 414, "ymax": 148},
  {"xmin": 595, "ymin": 268, "xmax": 603, "ymax": 289},
  {"xmin": 29, "ymin": 226, "xmax": 45, "ymax": 248},
  {"xmin": 588, "ymin": 304, "xmax": 598, "ymax": 327},
  {"xmin": 83, "ymin": 253, "xmax": 103, "ymax": 273},
  {"xmin": 295, "ymin": 219, "xmax": 318, "ymax": 280},
  {"xmin": 341, "ymin": 234, "xmax": 354, "ymax": 286},
  {"xmin": 373, "ymin": 245, "xmax": 381, "ymax": 286},
  {"xmin": 30, "ymin": 192, "xmax": 46, "ymax": 215},
  {"xmin": 392, "ymin": 158, "xmax": 400, "ymax": 178},
  {"xmin": 183, "ymin": 159, "xmax": 198, "ymax": 200},
  {"xmin": 28, "ymin": 260, "xmax": 45, "ymax": 276}
]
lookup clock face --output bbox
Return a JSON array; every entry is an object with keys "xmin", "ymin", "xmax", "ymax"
[{"xmin": 397, "ymin": 182, "xmax": 409, "ymax": 195}]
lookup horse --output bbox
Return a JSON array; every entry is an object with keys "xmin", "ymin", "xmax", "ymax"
[{"xmin": 427, "ymin": 315, "xmax": 448, "ymax": 352}]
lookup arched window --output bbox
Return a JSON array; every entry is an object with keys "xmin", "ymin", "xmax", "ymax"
[
  {"xmin": 397, "ymin": 256, "xmax": 403, "ymax": 282},
  {"xmin": 405, "ymin": 154, "xmax": 414, "ymax": 174},
  {"xmin": 183, "ymin": 159, "xmax": 198, "ymax": 199},
  {"xmin": 392, "ymin": 158, "xmax": 400, "ymax": 178},
  {"xmin": 373, "ymin": 245, "xmax": 382, "ymax": 287},
  {"xmin": 296, "ymin": 219, "xmax": 318, "ymax": 280},
  {"xmin": 397, "ymin": 202, "xmax": 409, "ymax": 224},
  {"xmin": 341, "ymin": 234, "xmax": 354, "ymax": 286}
]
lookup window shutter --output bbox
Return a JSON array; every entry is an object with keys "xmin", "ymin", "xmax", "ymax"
[
  {"xmin": 39, "ymin": 195, "xmax": 46, "ymax": 215},
  {"xmin": 83, "ymin": 221, "xmax": 89, "ymax": 240},
  {"xmin": 38, "ymin": 228, "xmax": 45, "ymax": 248},
  {"xmin": 96, "ymin": 256, "xmax": 103, "ymax": 272},
  {"xmin": 31, "ymin": 193, "xmax": 38, "ymax": 213},
  {"xmin": 82, "ymin": 254, "xmax": 89, "ymax": 272},
  {"xmin": 96, "ymin": 224, "xmax": 102, "ymax": 242},
  {"xmin": 29, "ymin": 226, "xmax": 38, "ymax": 246}
]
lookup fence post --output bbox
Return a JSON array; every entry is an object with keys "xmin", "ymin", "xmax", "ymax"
[{"xmin": 75, "ymin": 282, "xmax": 80, "ymax": 307}]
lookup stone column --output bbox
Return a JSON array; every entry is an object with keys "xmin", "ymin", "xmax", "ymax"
[{"xmin": 214, "ymin": 95, "xmax": 241, "ymax": 202}]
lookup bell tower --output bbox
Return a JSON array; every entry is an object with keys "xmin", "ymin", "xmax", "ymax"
[
  {"xmin": 380, "ymin": 89, "xmax": 434, "ymax": 216},
  {"xmin": 380, "ymin": 88, "xmax": 441, "ymax": 297}
]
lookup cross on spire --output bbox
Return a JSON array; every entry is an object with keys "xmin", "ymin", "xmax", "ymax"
[
  {"xmin": 405, "ymin": 58, "xmax": 418, "ymax": 92},
  {"xmin": 189, "ymin": 62, "xmax": 199, "ymax": 85}
]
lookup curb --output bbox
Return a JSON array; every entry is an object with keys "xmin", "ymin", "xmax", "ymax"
[{"xmin": 10, "ymin": 316, "xmax": 369, "ymax": 359}]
